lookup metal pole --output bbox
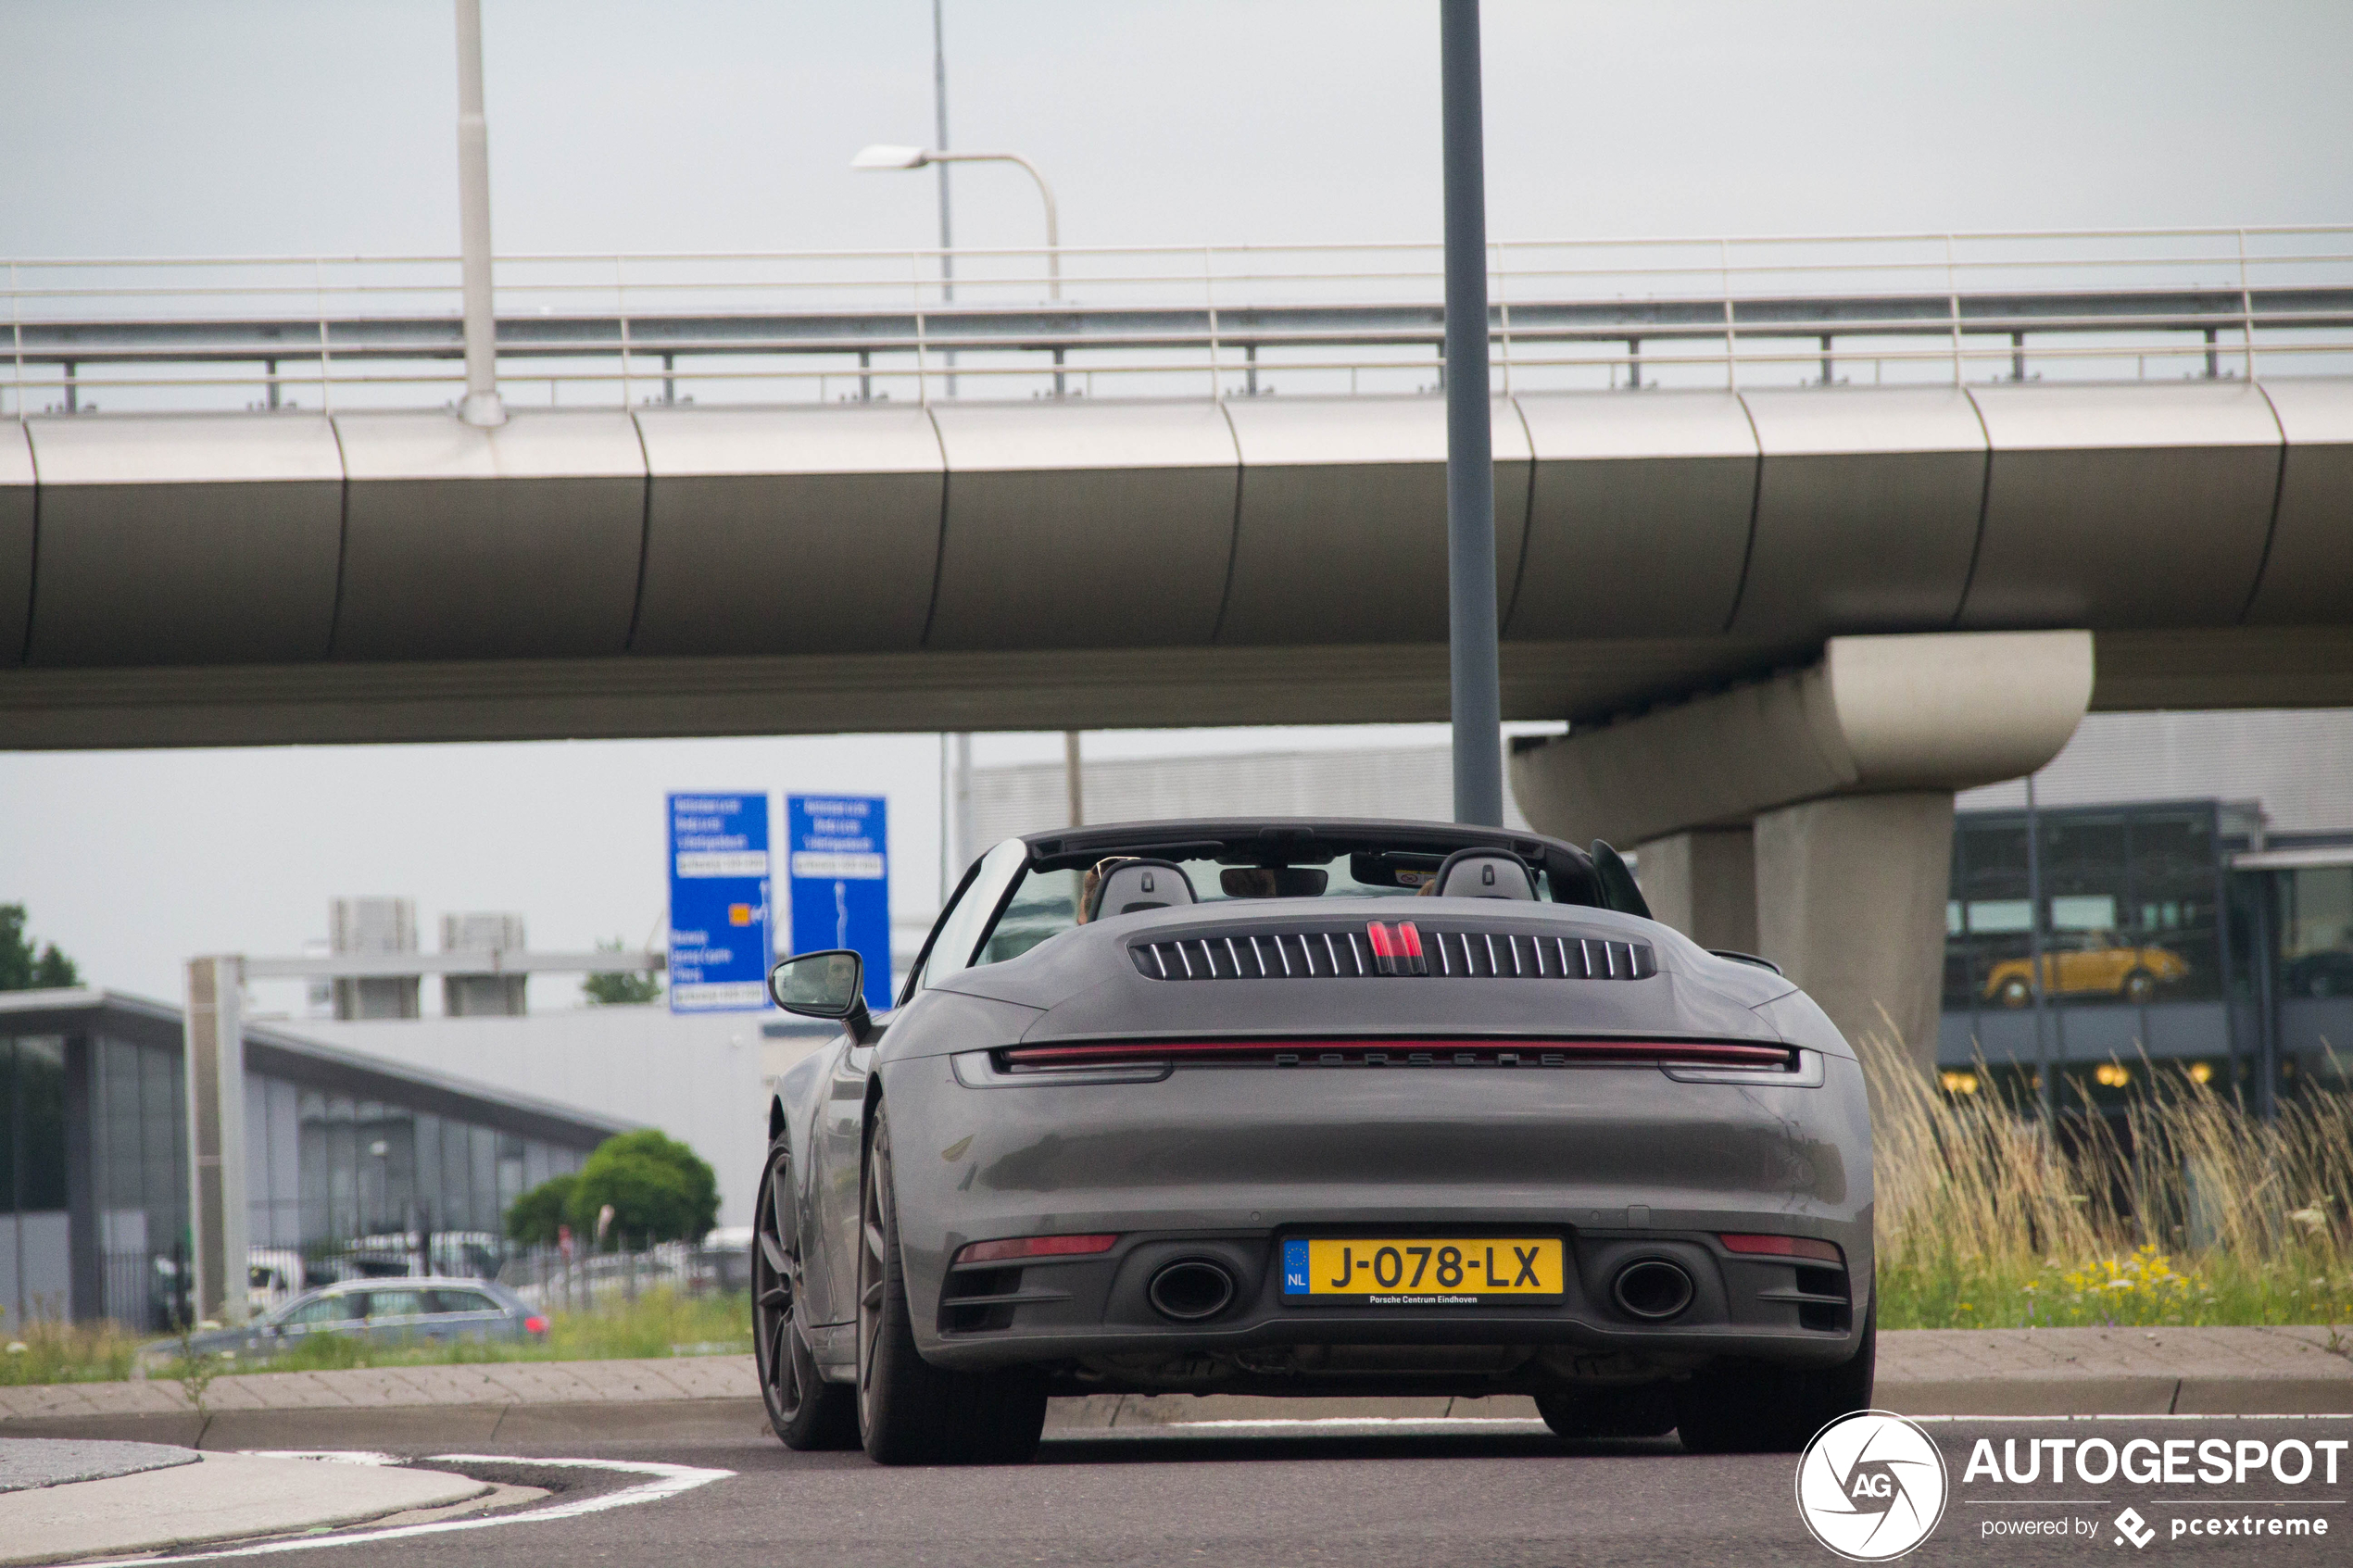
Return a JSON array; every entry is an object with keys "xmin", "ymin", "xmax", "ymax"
[
  {"xmin": 454, "ymin": 0, "xmax": 505, "ymax": 427},
  {"xmin": 1441, "ymin": 0, "xmax": 1501, "ymax": 827},
  {"xmin": 1064, "ymin": 731, "xmax": 1084, "ymax": 828},
  {"xmin": 2252, "ymin": 868, "xmax": 2279, "ymax": 1121},
  {"xmin": 929, "ymin": 11, "xmax": 963, "ymax": 784},
  {"xmin": 933, "ymin": 0, "xmax": 955, "ymax": 396},
  {"xmin": 2026, "ymin": 773, "xmax": 2052, "ymax": 1121},
  {"xmin": 953, "ymin": 732, "xmax": 975, "ymax": 873},
  {"xmin": 184, "ymin": 957, "xmax": 251, "ymax": 1325}
]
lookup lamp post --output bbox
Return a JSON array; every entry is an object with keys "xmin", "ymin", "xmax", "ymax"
[
  {"xmin": 849, "ymin": 144, "xmax": 1061, "ymax": 302},
  {"xmin": 930, "ymin": 0, "xmax": 954, "ymax": 307},
  {"xmin": 453, "ymin": 0, "xmax": 505, "ymax": 428},
  {"xmin": 854, "ymin": 142, "xmax": 1079, "ymax": 822},
  {"xmin": 1439, "ymin": 0, "xmax": 1501, "ymax": 826}
]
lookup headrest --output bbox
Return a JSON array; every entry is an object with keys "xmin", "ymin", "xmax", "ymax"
[
  {"xmin": 1431, "ymin": 847, "xmax": 1538, "ymax": 900},
  {"xmin": 1087, "ymin": 859, "xmax": 1198, "ymax": 921}
]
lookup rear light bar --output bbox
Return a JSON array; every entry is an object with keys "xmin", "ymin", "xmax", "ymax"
[
  {"xmin": 997, "ymin": 1038, "xmax": 1797, "ymax": 1071},
  {"xmin": 953, "ymin": 1233, "xmax": 1119, "ymax": 1266},
  {"xmin": 1718, "ymin": 1233, "xmax": 1843, "ymax": 1264}
]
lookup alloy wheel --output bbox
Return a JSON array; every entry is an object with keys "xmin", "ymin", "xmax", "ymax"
[
  {"xmin": 753, "ymin": 1147, "xmax": 809, "ymax": 1427},
  {"xmin": 856, "ymin": 1140, "xmax": 890, "ymax": 1435}
]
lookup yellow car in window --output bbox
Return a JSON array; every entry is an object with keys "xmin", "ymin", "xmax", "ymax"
[{"xmin": 1984, "ymin": 938, "xmax": 2189, "ymax": 1006}]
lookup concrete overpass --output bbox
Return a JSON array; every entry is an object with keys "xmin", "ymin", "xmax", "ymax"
[
  {"xmin": 0, "ymin": 376, "xmax": 2348, "ymax": 746},
  {"xmin": 5, "ymin": 230, "xmax": 2351, "ymax": 746},
  {"xmin": 6, "ymin": 229, "xmax": 2351, "ymax": 1068}
]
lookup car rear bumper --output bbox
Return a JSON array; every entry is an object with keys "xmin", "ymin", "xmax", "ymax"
[
  {"xmin": 916, "ymin": 1221, "xmax": 1872, "ymax": 1387},
  {"xmin": 876, "ymin": 1047, "xmax": 1874, "ymax": 1386}
]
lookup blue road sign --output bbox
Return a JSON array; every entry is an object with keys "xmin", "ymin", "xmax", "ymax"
[
  {"xmin": 667, "ymin": 793, "xmax": 772, "ymax": 1013},
  {"xmin": 786, "ymin": 795, "xmax": 891, "ymax": 1011}
]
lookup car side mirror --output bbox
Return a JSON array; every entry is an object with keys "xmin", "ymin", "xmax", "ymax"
[{"xmin": 770, "ymin": 949, "xmax": 877, "ymax": 1043}]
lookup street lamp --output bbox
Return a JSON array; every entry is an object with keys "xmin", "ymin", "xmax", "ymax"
[
  {"xmin": 850, "ymin": 144, "xmax": 1061, "ymax": 302},
  {"xmin": 854, "ymin": 144, "xmax": 1084, "ymax": 821}
]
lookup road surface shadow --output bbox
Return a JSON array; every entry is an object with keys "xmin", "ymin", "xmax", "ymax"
[{"xmin": 1036, "ymin": 1429, "xmax": 1683, "ymax": 1464}]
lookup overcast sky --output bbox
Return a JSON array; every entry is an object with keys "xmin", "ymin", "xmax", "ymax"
[{"xmin": 4, "ymin": 1, "xmax": 2348, "ymax": 1006}]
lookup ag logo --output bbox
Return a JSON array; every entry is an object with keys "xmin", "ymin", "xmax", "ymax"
[{"xmin": 1793, "ymin": 1410, "xmax": 1949, "ymax": 1561}]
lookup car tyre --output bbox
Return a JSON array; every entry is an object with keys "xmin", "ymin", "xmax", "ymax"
[
  {"xmin": 1995, "ymin": 976, "xmax": 2033, "ymax": 1008},
  {"xmin": 754, "ymin": 1132, "xmax": 858, "ymax": 1450},
  {"xmin": 857, "ymin": 1105, "xmax": 1048, "ymax": 1465},
  {"xmin": 2121, "ymin": 968, "xmax": 2157, "ymax": 1003},
  {"xmin": 1673, "ymin": 1294, "xmax": 1876, "ymax": 1454},
  {"xmin": 1535, "ymin": 1383, "xmax": 1676, "ymax": 1439}
]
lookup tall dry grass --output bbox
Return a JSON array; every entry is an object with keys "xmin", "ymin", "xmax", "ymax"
[
  {"xmin": 0, "ymin": 1311, "xmax": 143, "ymax": 1386},
  {"xmin": 1859, "ymin": 1024, "xmax": 2353, "ymax": 1331}
]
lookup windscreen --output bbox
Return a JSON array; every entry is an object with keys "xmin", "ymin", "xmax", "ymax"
[{"xmin": 976, "ymin": 849, "xmax": 1524, "ymax": 968}]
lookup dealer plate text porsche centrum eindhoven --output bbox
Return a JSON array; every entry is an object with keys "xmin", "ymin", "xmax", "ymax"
[{"xmin": 1282, "ymin": 1238, "xmax": 1566, "ymax": 1303}]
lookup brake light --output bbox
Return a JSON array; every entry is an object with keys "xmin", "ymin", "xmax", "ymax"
[
  {"xmin": 1718, "ymin": 1234, "xmax": 1843, "ymax": 1264},
  {"xmin": 523, "ymin": 1314, "xmax": 549, "ymax": 1336},
  {"xmin": 954, "ymin": 1233, "xmax": 1119, "ymax": 1266},
  {"xmin": 1365, "ymin": 922, "xmax": 1428, "ymax": 976}
]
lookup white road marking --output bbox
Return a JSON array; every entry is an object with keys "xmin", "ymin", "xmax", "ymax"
[
  {"xmin": 1099, "ymin": 1417, "xmax": 1548, "ymax": 1431},
  {"xmin": 1054, "ymin": 1411, "xmax": 2353, "ymax": 1436},
  {"xmin": 64, "ymin": 1456, "xmax": 734, "ymax": 1565}
]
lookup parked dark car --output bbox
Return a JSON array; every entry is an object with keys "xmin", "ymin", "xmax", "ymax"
[{"xmin": 146, "ymin": 1276, "xmax": 547, "ymax": 1367}]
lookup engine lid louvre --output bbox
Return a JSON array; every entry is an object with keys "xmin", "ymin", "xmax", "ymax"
[{"xmin": 1128, "ymin": 926, "xmax": 1654, "ymax": 982}]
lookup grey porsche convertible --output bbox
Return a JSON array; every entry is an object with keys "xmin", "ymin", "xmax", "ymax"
[{"xmin": 754, "ymin": 818, "xmax": 1874, "ymax": 1464}]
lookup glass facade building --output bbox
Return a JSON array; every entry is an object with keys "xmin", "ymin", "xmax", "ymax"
[
  {"xmin": 242, "ymin": 1079, "xmax": 587, "ymax": 1249},
  {"xmin": 1940, "ymin": 799, "xmax": 2353, "ymax": 1108},
  {"xmin": 0, "ymin": 992, "xmax": 620, "ymax": 1330},
  {"xmin": 0, "ymin": 1034, "xmax": 72, "ymax": 1328}
]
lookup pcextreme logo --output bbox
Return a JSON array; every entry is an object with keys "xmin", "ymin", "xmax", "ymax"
[
  {"xmin": 1794, "ymin": 1411, "xmax": 1952, "ymax": 1561},
  {"xmin": 1963, "ymin": 1433, "xmax": 2345, "ymax": 1548}
]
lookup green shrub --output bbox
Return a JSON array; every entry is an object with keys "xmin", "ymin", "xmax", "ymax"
[
  {"xmin": 583, "ymin": 938, "xmax": 661, "ymax": 1005},
  {"xmin": 506, "ymin": 1173, "xmax": 579, "ymax": 1246},
  {"xmin": 569, "ymin": 1129, "xmax": 720, "ymax": 1246}
]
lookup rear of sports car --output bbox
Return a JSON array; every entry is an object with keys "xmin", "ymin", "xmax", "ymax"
[{"xmin": 871, "ymin": 897, "xmax": 1876, "ymax": 1449}]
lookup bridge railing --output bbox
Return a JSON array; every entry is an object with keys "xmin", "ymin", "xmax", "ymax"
[{"xmin": 6, "ymin": 226, "xmax": 2351, "ymax": 417}]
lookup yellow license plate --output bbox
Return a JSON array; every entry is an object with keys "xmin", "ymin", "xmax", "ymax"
[{"xmin": 1281, "ymin": 1237, "xmax": 1564, "ymax": 1303}]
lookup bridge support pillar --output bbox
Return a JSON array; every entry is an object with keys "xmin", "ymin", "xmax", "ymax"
[
  {"xmin": 1630, "ymin": 828, "xmax": 1756, "ymax": 956},
  {"xmin": 1511, "ymin": 630, "xmax": 2094, "ymax": 1076},
  {"xmin": 1753, "ymin": 793, "xmax": 1955, "ymax": 1080}
]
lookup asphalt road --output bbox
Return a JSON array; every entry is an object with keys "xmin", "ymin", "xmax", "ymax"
[{"xmin": 149, "ymin": 1417, "xmax": 2353, "ymax": 1568}]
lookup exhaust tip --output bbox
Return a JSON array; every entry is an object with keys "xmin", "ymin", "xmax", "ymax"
[
  {"xmin": 1147, "ymin": 1260, "xmax": 1236, "ymax": 1322},
  {"xmin": 1612, "ymin": 1258, "xmax": 1694, "ymax": 1321}
]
